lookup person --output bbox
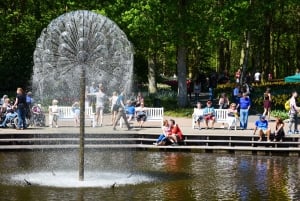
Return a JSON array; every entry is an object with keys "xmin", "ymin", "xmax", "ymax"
[
  {"xmin": 193, "ymin": 80, "xmax": 201, "ymax": 102},
  {"xmin": 72, "ymin": 101, "xmax": 80, "ymax": 127},
  {"xmin": 218, "ymin": 93, "xmax": 229, "ymax": 109},
  {"xmin": 296, "ymin": 68, "xmax": 300, "ymax": 75},
  {"xmin": 125, "ymin": 100, "xmax": 135, "ymax": 121},
  {"xmin": 167, "ymin": 119, "xmax": 183, "ymax": 146},
  {"xmin": 238, "ymin": 92, "xmax": 251, "ymax": 130},
  {"xmin": 254, "ymin": 70, "xmax": 261, "ymax": 85},
  {"xmin": 233, "ymin": 85, "xmax": 240, "ymax": 104},
  {"xmin": 26, "ymin": 91, "xmax": 34, "ymax": 124},
  {"xmin": 0, "ymin": 95, "xmax": 8, "ymax": 106},
  {"xmin": 187, "ymin": 79, "xmax": 192, "ymax": 100},
  {"xmin": 12, "ymin": 88, "xmax": 27, "ymax": 130},
  {"xmin": 235, "ymin": 69, "xmax": 241, "ymax": 83},
  {"xmin": 112, "ymin": 91, "xmax": 131, "ymax": 130},
  {"xmin": 263, "ymin": 88, "xmax": 272, "ymax": 120},
  {"xmin": 135, "ymin": 92, "xmax": 144, "ymax": 107},
  {"xmin": 0, "ymin": 98, "xmax": 17, "ymax": 128},
  {"xmin": 110, "ymin": 91, "xmax": 118, "ymax": 125},
  {"xmin": 88, "ymin": 82, "xmax": 98, "ymax": 109},
  {"xmin": 192, "ymin": 102, "xmax": 203, "ymax": 129},
  {"xmin": 153, "ymin": 120, "xmax": 170, "ymax": 146},
  {"xmin": 203, "ymin": 100, "xmax": 215, "ymax": 129},
  {"xmin": 227, "ymin": 103, "xmax": 238, "ymax": 130},
  {"xmin": 135, "ymin": 102, "xmax": 147, "ymax": 128},
  {"xmin": 288, "ymin": 91, "xmax": 299, "ymax": 134},
  {"xmin": 253, "ymin": 115, "xmax": 271, "ymax": 142},
  {"xmin": 273, "ymin": 117, "xmax": 285, "ymax": 142},
  {"xmin": 49, "ymin": 99, "xmax": 59, "ymax": 128},
  {"xmin": 90, "ymin": 84, "xmax": 107, "ymax": 126}
]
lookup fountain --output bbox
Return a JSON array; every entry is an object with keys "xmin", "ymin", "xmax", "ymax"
[{"xmin": 30, "ymin": 10, "xmax": 138, "ymax": 185}]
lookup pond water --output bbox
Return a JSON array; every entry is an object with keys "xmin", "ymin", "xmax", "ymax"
[{"xmin": 0, "ymin": 150, "xmax": 300, "ymax": 201}]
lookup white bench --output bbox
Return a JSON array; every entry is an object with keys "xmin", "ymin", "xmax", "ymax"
[
  {"xmin": 120, "ymin": 107, "xmax": 164, "ymax": 127},
  {"xmin": 192, "ymin": 108, "xmax": 238, "ymax": 130},
  {"xmin": 49, "ymin": 106, "xmax": 96, "ymax": 127}
]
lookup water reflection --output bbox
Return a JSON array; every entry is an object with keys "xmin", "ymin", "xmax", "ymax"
[{"xmin": 1, "ymin": 151, "xmax": 300, "ymax": 201}]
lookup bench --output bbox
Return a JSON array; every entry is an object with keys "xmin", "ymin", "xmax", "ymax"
[
  {"xmin": 192, "ymin": 108, "xmax": 238, "ymax": 130},
  {"xmin": 48, "ymin": 106, "xmax": 96, "ymax": 127},
  {"xmin": 120, "ymin": 107, "xmax": 164, "ymax": 128}
]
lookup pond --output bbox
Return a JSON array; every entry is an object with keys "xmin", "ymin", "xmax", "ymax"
[{"xmin": 0, "ymin": 150, "xmax": 299, "ymax": 201}]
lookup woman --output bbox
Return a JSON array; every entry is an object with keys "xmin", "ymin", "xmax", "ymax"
[
  {"xmin": 227, "ymin": 103, "xmax": 238, "ymax": 130},
  {"xmin": 153, "ymin": 120, "xmax": 170, "ymax": 146},
  {"xmin": 93, "ymin": 84, "xmax": 107, "ymax": 127},
  {"xmin": 135, "ymin": 103, "xmax": 147, "ymax": 128},
  {"xmin": 49, "ymin": 99, "xmax": 59, "ymax": 128},
  {"xmin": 192, "ymin": 102, "xmax": 203, "ymax": 129},
  {"xmin": 273, "ymin": 117, "xmax": 285, "ymax": 142},
  {"xmin": 13, "ymin": 88, "xmax": 27, "ymax": 130},
  {"xmin": 263, "ymin": 88, "xmax": 272, "ymax": 120},
  {"xmin": 218, "ymin": 93, "xmax": 229, "ymax": 109}
]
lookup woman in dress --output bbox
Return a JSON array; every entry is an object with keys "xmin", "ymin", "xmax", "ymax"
[{"xmin": 263, "ymin": 88, "xmax": 272, "ymax": 120}]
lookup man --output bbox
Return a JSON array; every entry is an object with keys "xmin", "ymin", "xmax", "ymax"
[
  {"xmin": 203, "ymin": 100, "xmax": 215, "ymax": 129},
  {"xmin": 112, "ymin": 91, "xmax": 131, "ymax": 130},
  {"xmin": 288, "ymin": 91, "xmax": 299, "ymax": 134},
  {"xmin": 238, "ymin": 92, "xmax": 251, "ymax": 130},
  {"xmin": 253, "ymin": 115, "xmax": 271, "ymax": 142},
  {"xmin": 167, "ymin": 119, "xmax": 183, "ymax": 146}
]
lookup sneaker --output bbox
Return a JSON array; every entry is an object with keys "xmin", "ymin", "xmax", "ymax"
[
  {"xmin": 294, "ymin": 130, "xmax": 299, "ymax": 134},
  {"xmin": 171, "ymin": 143, "xmax": 179, "ymax": 146},
  {"xmin": 153, "ymin": 142, "xmax": 158, "ymax": 145},
  {"xmin": 288, "ymin": 130, "xmax": 293, "ymax": 135}
]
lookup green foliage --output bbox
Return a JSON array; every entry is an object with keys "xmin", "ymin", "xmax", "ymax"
[{"xmin": 271, "ymin": 110, "xmax": 289, "ymax": 120}]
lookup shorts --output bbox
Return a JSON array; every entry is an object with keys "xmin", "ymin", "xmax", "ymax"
[
  {"xmin": 204, "ymin": 115, "xmax": 215, "ymax": 121},
  {"xmin": 259, "ymin": 128, "xmax": 268, "ymax": 134}
]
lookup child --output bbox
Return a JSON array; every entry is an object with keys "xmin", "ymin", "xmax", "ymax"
[{"xmin": 49, "ymin": 99, "xmax": 59, "ymax": 128}]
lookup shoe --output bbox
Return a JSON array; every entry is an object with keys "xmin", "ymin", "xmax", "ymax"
[
  {"xmin": 171, "ymin": 143, "xmax": 179, "ymax": 146},
  {"xmin": 288, "ymin": 130, "xmax": 293, "ymax": 135},
  {"xmin": 267, "ymin": 140, "xmax": 271, "ymax": 142},
  {"xmin": 55, "ymin": 125, "xmax": 58, "ymax": 128},
  {"xmin": 153, "ymin": 142, "xmax": 158, "ymax": 145},
  {"xmin": 294, "ymin": 130, "xmax": 299, "ymax": 134},
  {"xmin": 16, "ymin": 127, "xmax": 21, "ymax": 130},
  {"xmin": 128, "ymin": 127, "xmax": 133, "ymax": 130},
  {"xmin": 220, "ymin": 125, "xmax": 225, "ymax": 129}
]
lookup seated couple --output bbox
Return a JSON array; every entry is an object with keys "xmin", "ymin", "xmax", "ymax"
[
  {"xmin": 193, "ymin": 100, "xmax": 215, "ymax": 129},
  {"xmin": 253, "ymin": 115, "xmax": 285, "ymax": 142},
  {"xmin": 154, "ymin": 119, "xmax": 183, "ymax": 146},
  {"xmin": 125, "ymin": 101, "xmax": 147, "ymax": 128}
]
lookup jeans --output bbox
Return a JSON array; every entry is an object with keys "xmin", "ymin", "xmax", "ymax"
[
  {"xmin": 156, "ymin": 134, "xmax": 167, "ymax": 143},
  {"xmin": 1, "ymin": 112, "xmax": 17, "ymax": 127},
  {"xmin": 240, "ymin": 109, "xmax": 249, "ymax": 129},
  {"xmin": 17, "ymin": 108, "xmax": 26, "ymax": 129},
  {"xmin": 288, "ymin": 113, "xmax": 298, "ymax": 132}
]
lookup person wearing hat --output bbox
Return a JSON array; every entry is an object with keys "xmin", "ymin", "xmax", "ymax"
[
  {"xmin": 253, "ymin": 115, "xmax": 271, "ymax": 142},
  {"xmin": 203, "ymin": 100, "xmax": 215, "ymax": 129}
]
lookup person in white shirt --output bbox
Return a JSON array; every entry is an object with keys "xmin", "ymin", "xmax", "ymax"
[
  {"xmin": 254, "ymin": 71, "xmax": 261, "ymax": 85},
  {"xmin": 193, "ymin": 102, "xmax": 203, "ymax": 129}
]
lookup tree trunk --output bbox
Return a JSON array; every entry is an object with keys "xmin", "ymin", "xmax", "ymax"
[
  {"xmin": 263, "ymin": 10, "xmax": 271, "ymax": 83},
  {"xmin": 240, "ymin": 31, "xmax": 250, "ymax": 84},
  {"xmin": 147, "ymin": 52, "xmax": 157, "ymax": 94},
  {"xmin": 177, "ymin": 45, "xmax": 187, "ymax": 107}
]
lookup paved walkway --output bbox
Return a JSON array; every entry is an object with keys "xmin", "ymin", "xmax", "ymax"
[{"xmin": 0, "ymin": 113, "xmax": 280, "ymax": 136}]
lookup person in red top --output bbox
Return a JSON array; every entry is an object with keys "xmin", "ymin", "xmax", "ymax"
[{"xmin": 167, "ymin": 119, "xmax": 183, "ymax": 146}]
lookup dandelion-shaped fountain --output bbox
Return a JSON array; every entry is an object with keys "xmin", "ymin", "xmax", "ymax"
[{"xmin": 32, "ymin": 10, "xmax": 133, "ymax": 182}]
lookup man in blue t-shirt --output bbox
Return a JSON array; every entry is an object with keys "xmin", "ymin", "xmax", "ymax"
[{"xmin": 253, "ymin": 115, "xmax": 271, "ymax": 142}]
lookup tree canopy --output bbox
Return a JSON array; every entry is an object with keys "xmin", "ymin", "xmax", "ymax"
[{"xmin": 0, "ymin": 0, "xmax": 299, "ymax": 105}]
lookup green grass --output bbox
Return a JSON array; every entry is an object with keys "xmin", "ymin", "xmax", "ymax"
[{"xmin": 164, "ymin": 108, "xmax": 193, "ymax": 118}]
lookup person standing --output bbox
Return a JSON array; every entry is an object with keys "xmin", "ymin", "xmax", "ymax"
[
  {"xmin": 238, "ymin": 92, "xmax": 251, "ymax": 130},
  {"xmin": 90, "ymin": 84, "xmax": 107, "ymax": 127},
  {"xmin": 112, "ymin": 91, "xmax": 131, "ymax": 130},
  {"xmin": 110, "ymin": 91, "xmax": 118, "ymax": 125},
  {"xmin": 71, "ymin": 101, "xmax": 80, "ymax": 127},
  {"xmin": 263, "ymin": 88, "xmax": 272, "ymax": 120},
  {"xmin": 288, "ymin": 91, "xmax": 299, "ymax": 134},
  {"xmin": 12, "ymin": 88, "xmax": 27, "ymax": 130},
  {"xmin": 49, "ymin": 99, "xmax": 59, "ymax": 128}
]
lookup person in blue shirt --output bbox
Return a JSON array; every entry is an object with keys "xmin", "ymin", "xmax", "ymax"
[
  {"xmin": 253, "ymin": 115, "xmax": 271, "ymax": 142},
  {"xmin": 238, "ymin": 92, "xmax": 251, "ymax": 130},
  {"xmin": 125, "ymin": 100, "xmax": 135, "ymax": 121},
  {"xmin": 203, "ymin": 100, "xmax": 215, "ymax": 129}
]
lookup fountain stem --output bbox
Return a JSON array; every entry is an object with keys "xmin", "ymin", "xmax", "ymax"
[{"xmin": 79, "ymin": 67, "xmax": 86, "ymax": 181}]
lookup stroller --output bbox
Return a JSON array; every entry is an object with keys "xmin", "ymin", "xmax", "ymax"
[{"xmin": 31, "ymin": 105, "xmax": 46, "ymax": 127}]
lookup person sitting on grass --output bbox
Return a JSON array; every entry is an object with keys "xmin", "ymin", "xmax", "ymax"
[
  {"xmin": 193, "ymin": 102, "xmax": 203, "ymax": 130},
  {"xmin": 167, "ymin": 119, "xmax": 184, "ymax": 146},
  {"xmin": 253, "ymin": 115, "xmax": 271, "ymax": 142},
  {"xmin": 273, "ymin": 117, "xmax": 285, "ymax": 142},
  {"xmin": 203, "ymin": 100, "xmax": 215, "ymax": 129}
]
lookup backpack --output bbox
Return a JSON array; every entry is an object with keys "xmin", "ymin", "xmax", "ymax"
[{"xmin": 285, "ymin": 99, "xmax": 291, "ymax": 111}]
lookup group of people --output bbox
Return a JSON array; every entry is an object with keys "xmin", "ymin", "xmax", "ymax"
[{"xmin": 49, "ymin": 82, "xmax": 148, "ymax": 129}]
